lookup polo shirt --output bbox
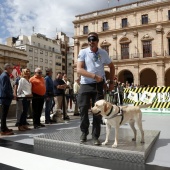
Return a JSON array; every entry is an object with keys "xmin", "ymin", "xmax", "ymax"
[
  {"xmin": 29, "ymin": 75, "xmax": 46, "ymax": 96},
  {"xmin": 77, "ymin": 47, "xmax": 112, "ymax": 84},
  {"xmin": 53, "ymin": 78, "xmax": 65, "ymax": 96}
]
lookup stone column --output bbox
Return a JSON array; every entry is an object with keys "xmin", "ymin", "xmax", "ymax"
[
  {"xmin": 157, "ymin": 63, "xmax": 165, "ymax": 86},
  {"xmin": 74, "ymin": 39, "xmax": 80, "ymax": 79},
  {"xmin": 133, "ymin": 65, "xmax": 139, "ymax": 85},
  {"xmin": 112, "ymin": 34, "xmax": 117, "ymax": 60},
  {"xmin": 155, "ymin": 25, "xmax": 163, "ymax": 56}
]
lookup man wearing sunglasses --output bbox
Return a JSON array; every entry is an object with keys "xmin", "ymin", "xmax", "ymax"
[
  {"xmin": 77, "ymin": 32, "xmax": 115, "ymax": 145},
  {"xmin": 30, "ymin": 67, "xmax": 46, "ymax": 129}
]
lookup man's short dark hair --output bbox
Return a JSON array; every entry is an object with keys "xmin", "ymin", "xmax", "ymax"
[{"xmin": 88, "ymin": 32, "xmax": 99, "ymax": 41}]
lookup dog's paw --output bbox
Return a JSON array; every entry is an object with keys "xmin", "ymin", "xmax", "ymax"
[
  {"xmin": 112, "ymin": 143, "xmax": 117, "ymax": 148},
  {"xmin": 140, "ymin": 140, "xmax": 145, "ymax": 143},
  {"xmin": 102, "ymin": 141, "xmax": 108, "ymax": 145}
]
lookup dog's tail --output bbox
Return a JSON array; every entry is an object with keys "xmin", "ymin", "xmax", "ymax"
[{"xmin": 138, "ymin": 103, "xmax": 152, "ymax": 109}]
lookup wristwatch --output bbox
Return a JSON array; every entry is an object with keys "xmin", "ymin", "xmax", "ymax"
[{"xmin": 109, "ymin": 80, "xmax": 114, "ymax": 84}]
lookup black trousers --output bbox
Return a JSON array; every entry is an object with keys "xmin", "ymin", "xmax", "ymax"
[
  {"xmin": 0, "ymin": 104, "xmax": 10, "ymax": 132},
  {"xmin": 32, "ymin": 93, "xmax": 44, "ymax": 126},
  {"xmin": 77, "ymin": 81, "xmax": 104, "ymax": 139}
]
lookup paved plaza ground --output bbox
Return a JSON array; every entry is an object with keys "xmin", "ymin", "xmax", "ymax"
[{"xmin": 0, "ymin": 108, "xmax": 170, "ymax": 170}]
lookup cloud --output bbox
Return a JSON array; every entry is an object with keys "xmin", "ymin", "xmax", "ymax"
[{"xmin": 0, "ymin": 0, "xmax": 138, "ymax": 43}]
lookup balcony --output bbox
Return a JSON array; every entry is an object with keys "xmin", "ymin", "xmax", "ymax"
[{"xmin": 111, "ymin": 53, "xmax": 159, "ymax": 60}]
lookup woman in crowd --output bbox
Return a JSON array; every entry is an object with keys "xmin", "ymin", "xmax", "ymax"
[{"xmin": 17, "ymin": 68, "xmax": 32, "ymax": 131}]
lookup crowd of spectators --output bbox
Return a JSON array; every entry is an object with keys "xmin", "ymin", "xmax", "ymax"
[{"xmin": 0, "ymin": 63, "xmax": 80, "ymax": 135}]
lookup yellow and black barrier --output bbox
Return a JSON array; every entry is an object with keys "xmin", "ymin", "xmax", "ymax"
[{"xmin": 123, "ymin": 86, "xmax": 170, "ymax": 108}]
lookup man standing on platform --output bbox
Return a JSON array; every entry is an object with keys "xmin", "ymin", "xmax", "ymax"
[
  {"xmin": 77, "ymin": 32, "xmax": 115, "ymax": 145},
  {"xmin": 0, "ymin": 63, "xmax": 15, "ymax": 135}
]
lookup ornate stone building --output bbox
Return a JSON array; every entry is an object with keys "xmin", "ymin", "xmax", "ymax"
[
  {"xmin": 0, "ymin": 44, "xmax": 28, "ymax": 71},
  {"xmin": 73, "ymin": 0, "xmax": 170, "ymax": 86}
]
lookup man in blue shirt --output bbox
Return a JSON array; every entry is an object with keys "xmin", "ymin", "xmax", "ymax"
[
  {"xmin": 77, "ymin": 32, "xmax": 115, "ymax": 145},
  {"xmin": 45, "ymin": 68, "xmax": 54, "ymax": 124},
  {"xmin": 0, "ymin": 63, "xmax": 15, "ymax": 135}
]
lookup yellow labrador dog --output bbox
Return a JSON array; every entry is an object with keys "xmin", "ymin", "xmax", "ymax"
[{"xmin": 91, "ymin": 99, "xmax": 151, "ymax": 148}]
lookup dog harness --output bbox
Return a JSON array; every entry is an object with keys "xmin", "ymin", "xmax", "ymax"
[{"xmin": 105, "ymin": 106, "xmax": 124, "ymax": 125}]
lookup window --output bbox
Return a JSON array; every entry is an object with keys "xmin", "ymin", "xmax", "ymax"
[
  {"xmin": 38, "ymin": 43, "xmax": 40, "ymax": 47},
  {"xmin": 168, "ymin": 10, "xmax": 170, "ymax": 20},
  {"xmin": 168, "ymin": 39, "xmax": 170, "ymax": 55},
  {"xmin": 34, "ymin": 57, "xmax": 38, "ymax": 61},
  {"xmin": 40, "ymin": 50, "xmax": 43, "ymax": 54},
  {"xmin": 122, "ymin": 18, "xmax": 128, "ymax": 28},
  {"xmin": 121, "ymin": 44, "xmax": 129, "ymax": 59},
  {"xmin": 40, "ymin": 58, "xmax": 43, "ymax": 62},
  {"xmin": 45, "ymin": 51, "xmax": 48, "ymax": 56},
  {"xmin": 29, "ymin": 56, "xmax": 33, "ymax": 60},
  {"xmin": 29, "ymin": 48, "xmax": 33, "ymax": 52},
  {"xmin": 83, "ymin": 26, "xmax": 88, "ymax": 34},
  {"xmin": 143, "ymin": 41, "xmax": 152, "ymax": 58},
  {"xmin": 142, "ymin": 14, "xmax": 148, "ymax": 24},
  {"xmin": 34, "ymin": 49, "xmax": 38, "ymax": 53},
  {"xmin": 45, "ymin": 59, "xmax": 48, "ymax": 63},
  {"xmin": 102, "ymin": 22, "xmax": 108, "ymax": 31}
]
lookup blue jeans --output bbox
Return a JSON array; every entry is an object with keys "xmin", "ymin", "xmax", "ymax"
[
  {"xmin": 45, "ymin": 97, "xmax": 53, "ymax": 122},
  {"xmin": 19, "ymin": 99, "xmax": 30, "ymax": 126}
]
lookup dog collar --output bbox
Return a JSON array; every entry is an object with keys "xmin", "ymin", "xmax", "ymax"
[{"xmin": 106, "ymin": 106, "xmax": 113, "ymax": 117}]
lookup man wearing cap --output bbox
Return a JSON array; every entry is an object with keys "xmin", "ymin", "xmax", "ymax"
[
  {"xmin": 44, "ymin": 68, "xmax": 54, "ymax": 124},
  {"xmin": 77, "ymin": 32, "xmax": 115, "ymax": 145}
]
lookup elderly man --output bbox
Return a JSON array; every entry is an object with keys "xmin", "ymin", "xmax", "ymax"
[
  {"xmin": 30, "ymin": 68, "xmax": 46, "ymax": 129},
  {"xmin": 0, "ymin": 63, "xmax": 15, "ymax": 135}
]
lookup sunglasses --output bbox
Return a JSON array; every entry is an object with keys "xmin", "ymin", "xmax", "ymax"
[
  {"xmin": 37, "ymin": 72, "xmax": 42, "ymax": 74},
  {"xmin": 88, "ymin": 36, "xmax": 98, "ymax": 42}
]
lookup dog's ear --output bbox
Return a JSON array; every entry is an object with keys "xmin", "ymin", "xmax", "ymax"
[{"xmin": 104, "ymin": 101, "xmax": 108, "ymax": 112}]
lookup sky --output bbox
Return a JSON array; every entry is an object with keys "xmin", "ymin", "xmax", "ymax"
[{"xmin": 0, "ymin": 0, "xmax": 139, "ymax": 44}]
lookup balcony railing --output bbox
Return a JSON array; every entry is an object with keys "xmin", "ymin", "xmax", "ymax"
[{"xmin": 110, "ymin": 53, "xmax": 163, "ymax": 60}]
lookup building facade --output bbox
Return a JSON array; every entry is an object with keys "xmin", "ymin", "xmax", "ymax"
[
  {"xmin": 6, "ymin": 33, "xmax": 62, "ymax": 80},
  {"xmin": 73, "ymin": 0, "xmax": 170, "ymax": 86},
  {"xmin": 67, "ymin": 45, "xmax": 74, "ymax": 83},
  {"xmin": 0, "ymin": 44, "xmax": 28, "ymax": 71}
]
